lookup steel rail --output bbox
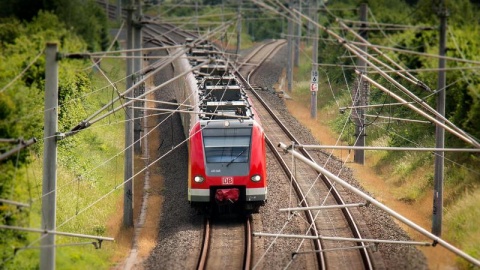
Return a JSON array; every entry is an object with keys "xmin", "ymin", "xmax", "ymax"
[
  {"xmin": 244, "ymin": 217, "xmax": 253, "ymax": 270},
  {"xmin": 263, "ymin": 135, "xmax": 326, "ymax": 269},
  {"xmin": 197, "ymin": 218, "xmax": 210, "ymax": 270},
  {"xmin": 246, "ymin": 40, "xmax": 287, "ymax": 83},
  {"xmin": 236, "ymin": 40, "xmax": 276, "ymax": 74}
]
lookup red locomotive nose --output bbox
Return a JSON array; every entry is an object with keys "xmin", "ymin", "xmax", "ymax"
[{"xmin": 215, "ymin": 188, "xmax": 240, "ymax": 203}]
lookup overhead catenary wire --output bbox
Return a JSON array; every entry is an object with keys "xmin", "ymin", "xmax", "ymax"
[
  {"xmin": 330, "ymin": 63, "xmax": 480, "ymax": 178},
  {"xmin": 244, "ymin": 3, "xmax": 480, "ymax": 264},
  {"xmin": 239, "ymin": 20, "xmax": 368, "ymax": 264},
  {"xmin": 7, "ymin": 23, "xmax": 238, "ymax": 219},
  {"xmin": 284, "ymin": 5, "xmax": 480, "ymax": 147},
  {"xmin": 447, "ymin": 28, "xmax": 480, "ymax": 95},
  {"xmin": 347, "ymin": 40, "xmax": 480, "ymax": 66},
  {"xmin": 0, "ymin": 198, "xmax": 30, "ymax": 208},
  {"xmin": 8, "ymin": 88, "xmax": 195, "ymax": 262},
  {"xmin": 363, "ymin": 113, "xmax": 431, "ymax": 124},
  {"xmin": 366, "ymin": 6, "xmax": 414, "ymax": 51},
  {"xmin": 76, "ymin": 21, "xmax": 237, "ymax": 131},
  {"xmin": 296, "ymin": 145, "xmax": 480, "ymax": 152},
  {"xmin": 359, "ymin": 72, "xmax": 480, "ymax": 148},
  {"xmin": 70, "ymin": 44, "xmax": 185, "ymax": 57},
  {"xmin": 2, "ymin": 46, "xmax": 184, "ymax": 132},
  {"xmin": 0, "ymin": 138, "xmax": 37, "ymax": 161},
  {"xmin": 66, "ymin": 20, "xmax": 234, "ymax": 134},
  {"xmin": 24, "ymin": 20, "xmax": 238, "ymax": 231},
  {"xmin": 329, "ymin": 26, "xmax": 436, "ymax": 31},
  {"xmin": 0, "ymin": 16, "xmax": 240, "ymax": 266},
  {"xmin": 0, "ymin": 49, "xmax": 44, "ymax": 93},
  {"xmin": 79, "ymin": 19, "xmax": 127, "ymax": 72},
  {"xmin": 0, "ymin": 225, "xmax": 114, "ymax": 242},
  {"xmin": 66, "ymin": 57, "xmax": 210, "ymax": 135},
  {"xmin": 6, "ymin": 1, "xmax": 476, "ymax": 266},
  {"xmin": 337, "ymin": 20, "xmax": 431, "ymax": 92},
  {"xmin": 15, "ymin": 241, "xmax": 103, "ymax": 251},
  {"xmin": 67, "ymin": 48, "xmax": 189, "ymax": 133},
  {"xmin": 277, "ymin": 142, "xmax": 480, "ymax": 267},
  {"xmin": 30, "ymin": 109, "xmax": 180, "ymax": 216},
  {"xmin": 341, "ymin": 18, "xmax": 435, "ymax": 29}
]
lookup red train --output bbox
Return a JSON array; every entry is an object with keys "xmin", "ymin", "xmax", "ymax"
[{"xmin": 181, "ymin": 42, "xmax": 267, "ymax": 214}]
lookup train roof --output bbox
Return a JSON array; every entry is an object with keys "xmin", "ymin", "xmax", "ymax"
[
  {"xmin": 199, "ymin": 119, "xmax": 256, "ymax": 128},
  {"xmin": 187, "ymin": 43, "xmax": 255, "ymax": 122}
]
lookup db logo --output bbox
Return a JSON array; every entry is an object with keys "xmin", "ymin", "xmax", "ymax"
[{"xmin": 222, "ymin": 177, "xmax": 234, "ymax": 185}]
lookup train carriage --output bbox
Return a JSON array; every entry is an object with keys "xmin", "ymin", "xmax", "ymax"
[{"xmin": 181, "ymin": 40, "xmax": 267, "ymax": 214}]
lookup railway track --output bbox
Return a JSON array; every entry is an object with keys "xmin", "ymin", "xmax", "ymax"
[
  {"xmin": 114, "ymin": 11, "xmax": 432, "ymax": 267},
  {"xmin": 197, "ymin": 217, "xmax": 252, "ymax": 270},
  {"xmin": 236, "ymin": 41, "xmax": 375, "ymax": 269},
  {"xmin": 143, "ymin": 23, "xmax": 178, "ymax": 46},
  {"xmin": 144, "ymin": 19, "xmax": 198, "ymax": 45},
  {"xmin": 144, "ymin": 23, "xmax": 376, "ymax": 269},
  {"xmin": 237, "ymin": 39, "xmax": 287, "ymax": 80}
]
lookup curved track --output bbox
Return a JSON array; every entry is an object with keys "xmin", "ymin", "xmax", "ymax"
[
  {"xmin": 237, "ymin": 39, "xmax": 287, "ymax": 81},
  {"xmin": 236, "ymin": 42, "xmax": 375, "ymax": 269}
]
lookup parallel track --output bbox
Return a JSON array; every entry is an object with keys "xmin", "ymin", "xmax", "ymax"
[
  {"xmin": 236, "ymin": 41, "xmax": 374, "ymax": 269},
  {"xmin": 237, "ymin": 40, "xmax": 287, "ymax": 80}
]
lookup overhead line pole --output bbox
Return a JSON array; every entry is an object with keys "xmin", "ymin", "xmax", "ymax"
[
  {"xmin": 432, "ymin": 0, "xmax": 447, "ymax": 238},
  {"xmin": 353, "ymin": 3, "xmax": 368, "ymax": 165},
  {"xmin": 294, "ymin": 0, "xmax": 300, "ymax": 67},
  {"xmin": 117, "ymin": 0, "xmax": 122, "ymax": 21},
  {"xmin": 287, "ymin": 0, "xmax": 293, "ymax": 92},
  {"xmin": 310, "ymin": 0, "xmax": 318, "ymax": 119},
  {"xmin": 41, "ymin": 42, "xmax": 58, "ymax": 270},
  {"xmin": 236, "ymin": 0, "xmax": 242, "ymax": 62},
  {"xmin": 133, "ymin": 0, "xmax": 143, "ymax": 154},
  {"xmin": 124, "ymin": 3, "xmax": 134, "ymax": 228}
]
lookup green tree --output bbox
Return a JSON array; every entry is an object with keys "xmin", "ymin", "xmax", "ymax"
[{"xmin": 0, "ymin": 0, "xmax": 110, "ymax": 52}]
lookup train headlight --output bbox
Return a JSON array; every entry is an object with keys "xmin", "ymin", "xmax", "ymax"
[
  {"xmin": 194, "ymin": 176, "xmax": 205, "ymax": 183},
  {"xmin": 251, "ymin": 174, "xmax": 261, "ymax": 182}
]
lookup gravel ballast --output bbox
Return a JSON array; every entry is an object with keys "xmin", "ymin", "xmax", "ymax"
[{"xmin": 142, "ymin": 42, "xmax": 428, "ymax": 269}]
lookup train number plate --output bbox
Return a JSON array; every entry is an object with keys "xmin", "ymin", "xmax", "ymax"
[{"xmin": 222, "ymin": 177, "xmax": 234, "ymax": 185}]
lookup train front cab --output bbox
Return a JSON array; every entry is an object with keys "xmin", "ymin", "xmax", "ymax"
[{"xmin": 188, "ymin": 120, "xmax": 267, "ymax": 214}]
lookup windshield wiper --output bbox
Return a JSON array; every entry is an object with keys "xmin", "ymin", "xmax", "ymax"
[{"xmin": 226, "ymin": 149, "xmax": 246, "ymax": 167}]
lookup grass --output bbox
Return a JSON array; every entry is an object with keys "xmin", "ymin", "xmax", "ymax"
[
  {"xmin": 7, "ymin": 57, "xmax": 128, "ymax": 269},
  {"xmin": 444, "ymin": 189, "xmax": 480, "ymax": 268}
]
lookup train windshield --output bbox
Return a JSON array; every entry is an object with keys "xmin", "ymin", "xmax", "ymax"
[{"xmin": 203, "ymin": 136, "xmax": 250, "ymax": 163}]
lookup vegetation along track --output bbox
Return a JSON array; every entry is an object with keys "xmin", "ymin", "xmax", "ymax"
[
  {"xmin": 197, "ymin": 217, "xmax": 252, "ymax": 270},
  {"xmin": 236, "ymin": 42, "xmax": 375, "ymax": 269}
]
